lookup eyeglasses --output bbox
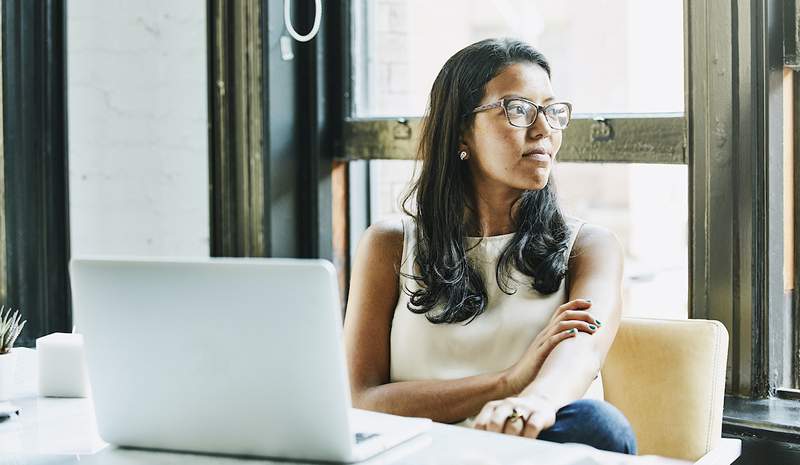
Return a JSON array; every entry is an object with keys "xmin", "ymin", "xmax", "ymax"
[{"xmin": 470, "ymin": 97, "xmax": 572, "ymax": 130}]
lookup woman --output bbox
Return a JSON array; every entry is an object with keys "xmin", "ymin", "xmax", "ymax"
[{"xmin": 343, "ymin": 38, "xmax": 637, "ymax": 455}]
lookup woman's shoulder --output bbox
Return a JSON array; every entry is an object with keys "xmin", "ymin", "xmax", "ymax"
[
  {"xmin": 565, "ymin": 216, "xmax": 622, "ymax": 258},
  {"xmin": 358, "ymin": 216, "xmax": 406, "ymax": 261},
  {"xmin": 562, "ymin": 214, "xmax": 587, "ymax": 230},
  {"xmin": 365, "ymin": 216, "xmax": 405, "ymax": 239}
]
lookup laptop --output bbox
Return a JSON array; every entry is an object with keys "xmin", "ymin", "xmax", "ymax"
[{"xmin": 70, "ymin": 257, "xmax": 432, "ymax": 462}]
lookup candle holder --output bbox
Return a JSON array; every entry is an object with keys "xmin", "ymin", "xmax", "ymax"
[
  {"xmin": 0, "ymin": 306, "xmax": 26, "ymax": 401},
  {"xmin": 37, "ymin": 332, "xmax": 90, "ymax": 398}
]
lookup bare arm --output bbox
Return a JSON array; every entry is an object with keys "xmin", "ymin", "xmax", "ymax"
[
  {"xmin": 520, "ymin": 223, "xmax": 624, "ymax": 408},
  {"xmin": 343, "ymin": 219, "xmax": 514, "ymax": 423}
]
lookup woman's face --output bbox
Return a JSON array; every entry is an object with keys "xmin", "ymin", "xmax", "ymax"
[{"xmin": 461, "ymin": 62, "xmax": 563, "ymax": 193}]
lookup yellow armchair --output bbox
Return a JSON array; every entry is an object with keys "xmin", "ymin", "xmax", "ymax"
[{"xmin": 601, "ymin": 317, "xmax": 742, "ymax": 463}]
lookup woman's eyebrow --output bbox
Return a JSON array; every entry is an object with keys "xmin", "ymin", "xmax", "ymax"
[{"xmin": 503, "ymin": 94, "xmax": 557, "ymax": 104}]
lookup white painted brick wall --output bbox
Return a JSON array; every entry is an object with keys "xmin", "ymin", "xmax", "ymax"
[{"xmin": 68, "ymin": 0, "xmax": 209, "ymax": 257}]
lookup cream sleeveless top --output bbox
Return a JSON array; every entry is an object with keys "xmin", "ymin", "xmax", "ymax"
[{"xmin": 389, "ymin": 215, "xmax": 604, "ymax": 422}]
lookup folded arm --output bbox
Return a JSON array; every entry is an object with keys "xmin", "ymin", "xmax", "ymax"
[{"xmin": 520, "ymin": 223, "xmax": 624, "ymax": 409}]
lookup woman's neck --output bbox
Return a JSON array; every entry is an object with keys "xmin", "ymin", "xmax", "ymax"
[{"xmin": 466, "ymin": 183, "xmax": 523, "ymax": 237}]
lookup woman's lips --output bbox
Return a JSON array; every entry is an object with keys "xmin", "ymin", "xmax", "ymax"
[{"xmin": 522, "ymin": 152, "xmax": 550, "ymax": 162}]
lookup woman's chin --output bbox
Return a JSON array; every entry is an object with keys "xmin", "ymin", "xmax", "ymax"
[
  {"xmin": 514, "ymin": 179, "xmax": 548, "ymax": 191},
  {"xmin": 521, "ymin": 173, "xmax": 550, "ymax": 191}
]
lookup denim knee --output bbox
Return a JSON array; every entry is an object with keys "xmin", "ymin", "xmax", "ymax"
[{"xmin": 537, "ymin": 399, "xmax": 638, "ymax": 455}]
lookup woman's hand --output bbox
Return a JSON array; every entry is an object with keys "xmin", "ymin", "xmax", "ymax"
[
  {"xmin": 472, "ymin": 395, "xmax": 558, "ymax": 439},
  {"xmin": 504, "ymin": 299, "xmax": 600, "ymax": 394}
]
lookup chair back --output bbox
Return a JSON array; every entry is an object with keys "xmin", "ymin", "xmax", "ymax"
[{"xmin": 601, "ymin": 317, "xmax": 728, "ymax": 461}]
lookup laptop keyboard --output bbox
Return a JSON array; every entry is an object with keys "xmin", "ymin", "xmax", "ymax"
[{"xmin": 355, "ymin": 432, "xmax": 380, "ymax": 444}]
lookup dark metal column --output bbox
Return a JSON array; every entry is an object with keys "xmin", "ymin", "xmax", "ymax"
[
  {"xmin": 2, "ymin": 0, "xmax": 70, "ymax": 346},
  {"xmin": 208, "ymin": 0, "xmax": 268, "ymax": 258}
]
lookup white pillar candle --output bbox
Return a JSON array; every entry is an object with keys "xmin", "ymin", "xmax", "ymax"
[
  {"xmin": 36, "ymin": 332, "xmax": 89, "ymax": 398},
  {"xmin": 0, "ymin": 352, "xmax": 17, "ymax": 401}
]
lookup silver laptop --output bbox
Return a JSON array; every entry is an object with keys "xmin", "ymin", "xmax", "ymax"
[{"xmin": 70, "ymin": 257, "xmax": 431, "ymax": 462}]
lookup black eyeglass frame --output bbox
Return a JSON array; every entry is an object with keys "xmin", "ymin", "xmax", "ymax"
[{"xmin": 470, "ymin": 97, "xmax": 573, "ymax": 130}]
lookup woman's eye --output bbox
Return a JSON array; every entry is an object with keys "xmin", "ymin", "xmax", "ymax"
[{"xmin": 508, "ymin": 105, "xmax": 528, "ymax": 116}]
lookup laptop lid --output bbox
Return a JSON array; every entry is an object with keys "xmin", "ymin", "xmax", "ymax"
[{"xmin": 70, "ymin": 257, "xmax": 355, "ymax": 461}]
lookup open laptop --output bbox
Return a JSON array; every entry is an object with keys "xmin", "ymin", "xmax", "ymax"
[{"xmin": 70, "ymin": 257, "xmax": 432, "ymax": 462}]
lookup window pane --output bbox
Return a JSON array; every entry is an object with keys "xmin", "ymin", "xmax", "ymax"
[
  {"xmin": 556, "ymin": 163, "xmax": 688, "ymax": 320},
  {"xmin": 365, "ymin": 160, "xmax": 688, "ymax": 320},
  {"xmin": 68, "ymin": 1, "xmax": 209, "ymax": 257},
  {"xmin": 352, "ymin": 0, "xmax": 684, "ymax": 117}
]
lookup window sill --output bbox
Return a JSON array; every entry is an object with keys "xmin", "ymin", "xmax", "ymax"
[{"xmin": 722, "ymin": 395, "xmax": 800, "ymax": 442}]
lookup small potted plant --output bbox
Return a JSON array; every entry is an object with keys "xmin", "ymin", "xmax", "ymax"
[{"xmin": 0, "ymin": 306, "xmax": 26, "ymax": 401}]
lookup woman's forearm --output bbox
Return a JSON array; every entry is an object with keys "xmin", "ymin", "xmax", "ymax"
[
  {"xmin": 520, "ymin": 336, "xmax": 601, "ymax": 409},
  {"xmin": 354, "ymin": 371, "xmax": 513, "ymax": 424},
  {"xmin": 521, "ymin": 224, "xmax": 623, "ymax": 409}
]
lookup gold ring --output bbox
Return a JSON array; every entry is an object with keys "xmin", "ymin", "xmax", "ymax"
[{"xmin": 507, "ymin": 408, "xmax": 525, "ymax": 425}]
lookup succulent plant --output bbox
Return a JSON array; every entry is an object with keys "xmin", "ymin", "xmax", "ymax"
[{"xmin": 0, "ymin": 306, "xmax": 25, "ymax": 354}]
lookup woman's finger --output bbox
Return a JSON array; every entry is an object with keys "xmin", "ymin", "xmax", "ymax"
[
  {"xmin": 558, "ymin": 309, "xmax": 601, "ymax": 325},
  {"xmin": 502, "ymin": 408, "xmax": 530, "ymax": 436},
  {"xmin": 520, "ymin": 410, "xmax": 553, "ymax": 439},
  {"xmin": 485, "ymin": 403, "xmax": 514, "ymax": 433},
  {"xmin": 555, "ymin": 299, "xmax": 592, "ymax": 314},
  {"xmin": 521, "ymin": 415, "xmax": 543, "ymax": 439},
  {"xmin": 555, "ymin": 320, "xmax": 599, "ymax": 335},
  {"xmin": 550, "ymin": 299, "xmax": 592, "ymax": 324},
  {"xmin": 472, "ymin": 401, "xmax": 498, "ymax": 430},
  {"xmin": 536, "ymin": 326, "xmax": 575, "ymax": 350},
  {"xmin": 536, "ymin": 320, "xmax": 590, "ymax": 349},
  {"xmin": 542, "ymin": 328, "xmax": 578, "ymax": 351}
]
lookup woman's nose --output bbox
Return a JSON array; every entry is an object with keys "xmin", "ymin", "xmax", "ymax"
[{"xmin": 528, "ymin": 110, "xmax": 553, "ymax": 138}]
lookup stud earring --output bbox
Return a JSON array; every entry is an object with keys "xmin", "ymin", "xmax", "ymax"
[{"xmin": 459, "ymin": 150, "xmax": 468, "ymax": 160}]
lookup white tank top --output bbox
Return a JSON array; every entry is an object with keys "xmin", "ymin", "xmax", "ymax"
[{"xmin": 389, "ymin": 215, "xmax": 604, "ymax": 409}]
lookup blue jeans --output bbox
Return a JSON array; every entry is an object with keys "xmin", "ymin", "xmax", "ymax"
[{"xmin": 537, "ymin": 399, "xmax": 638, "ymax": 455}]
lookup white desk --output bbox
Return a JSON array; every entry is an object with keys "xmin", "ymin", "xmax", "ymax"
[{"xmin": 0, "ymin": 349, "xmax": 733, "ymax": 465}]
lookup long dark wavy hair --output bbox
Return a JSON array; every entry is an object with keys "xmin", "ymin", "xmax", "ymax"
[{"xmin": 400, "ymin": 38, "xmax": 571, "ymax": 325}]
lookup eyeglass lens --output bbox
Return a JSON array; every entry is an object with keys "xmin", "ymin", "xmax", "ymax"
[{"xmin": 506, "ymin": 99, "xmax": 570, "ymax": 129}]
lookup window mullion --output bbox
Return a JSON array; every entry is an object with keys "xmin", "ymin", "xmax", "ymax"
[{"xmin": 341, "ymin": 115, "xmax": 686, "ymax": 164}]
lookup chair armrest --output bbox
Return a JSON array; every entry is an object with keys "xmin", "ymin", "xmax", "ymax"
[{"xmin": 693, "ymin": 438, "xmax": 742, "ymax": 465}]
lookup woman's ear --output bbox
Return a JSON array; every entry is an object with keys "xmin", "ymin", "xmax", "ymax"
[
  {"xmin": 457, "ymin": 140, "xmax": 473, "ymax": 160},
  {"xmin": 459, "ymin": 121, "xmax": 476, "ymax": 151}
]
